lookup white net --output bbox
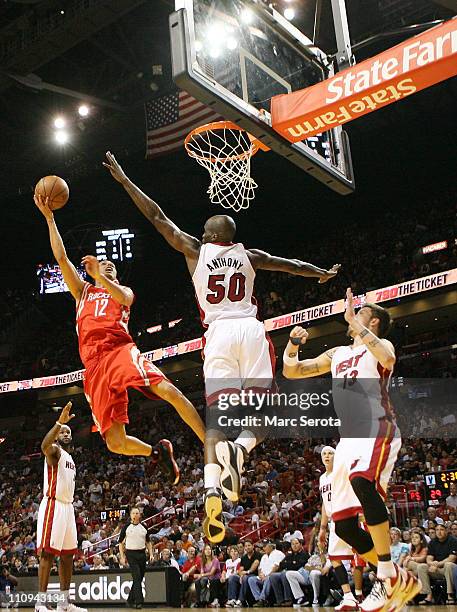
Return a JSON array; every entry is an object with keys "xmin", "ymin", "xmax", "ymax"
[{"xmin": 185, "ymin": 123, "xmax": 260, "ymax": 213}]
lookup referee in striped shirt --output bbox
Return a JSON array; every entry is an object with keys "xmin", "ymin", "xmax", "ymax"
[{"xmin": 119, "ymin": 507, "xmax": 153, "ymax": 609}]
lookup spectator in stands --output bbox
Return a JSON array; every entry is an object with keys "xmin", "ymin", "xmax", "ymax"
[
  {"xmin": 181, "ymin": 546, "xmax": 200, "ymax": 606},
  {"xmin": 173, "ymin": 540, "xmax": 188, "ymax": 566},
  {"xmin": 286, "ymin": 551, "xmax": 331, "ymax": 607},
  {"xmin": 0, "ymin": 567, "xmax": 18, "ymax": 593},
  {"xmin": 152, "ymin": 520, "xmax": 172, "ymax": 540},
  {"xmin": 247, "ymin": 541, "xmax": 285, "ymax": 606},
  {"xmin": 90, "ymin": 554, "xmax": 109, "ymax": 571},
  {"xmin": 269, "ymin": 538, "xmax": 309, "ymax": 606},
  {"xmin": 402, "ymin": 530, "xmax": 428, "ymax": 573},
  {"xmin": 194, "ymin": 544, "xmax": 221, "ymax": 608},
  {"xmin": 159, "ymin": 548, "xmax": 180, "ymax": 571},
  {"xmin": 446, "ymin": 483, "xmax": 457, "ymax": 510},
  {"xmin": 390, "ymin": 527, "xmax": 409, "ymax": 566},
  {"xmin": 227, "ymin": 540, "xmax": 261, "ymax": 607},
  {"xmin": 423, "ymin": 507, "xmax": 444, "ymax": 528},
  {"xmin": 221, "ymin": 546, "xmax": 241, "ymax": 606},
  {"xmin": 416, "ymin": 523, "xmax": 457, "ymax": 604},
  {"xmin": 88, "ymin": 480, "xmax": 103, "ymax": 505},
  {"xmin": 283, "ymin": 524, "xmax": 304, "ymax": 543}
]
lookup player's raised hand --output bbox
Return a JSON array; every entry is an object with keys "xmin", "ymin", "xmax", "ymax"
[
  {"xmin": 34, "ymin": 193, "xmax": 53, "ymax": 220},
  {"xmin": 289, "ymin": 326, "xmax": 309, "ymax": 345},
  {"xmin": 103, "ymin": 151, "xmax": 127, "ymax": 183},
  {"xmin": 318, "ymin": 263, "xmax": 341, "ymax": 284},
  {"xmin": 58, "ymin": 401, "xmax": 75, "ymax": 425},
  {"xmin": 82, "ymin": 255, "xmax": 101, "ymax": 280},
  {"xmin": 344, "ymin": 287, "xmax": 356, "ymax": 324}
]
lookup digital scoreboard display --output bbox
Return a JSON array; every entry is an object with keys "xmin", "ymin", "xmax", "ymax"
[
  {"xmin": 423, "ymin": 468, "xmax": 457, "ymax": 507},
  {"xmin": 95, "ymin": 228, "xmax": 135, "ymax": 262},
  {"xmin": 37, "ymin": 264, "xmax": 86, "ymax": 294},
  {"xmin": 100, "ymin": 507, "xmax": 127, "ymax": 521}
]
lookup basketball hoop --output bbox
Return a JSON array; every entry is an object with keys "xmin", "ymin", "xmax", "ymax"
[{"xmin": 185, "ymin": 120, "xmax": 269, "ymax": 213}]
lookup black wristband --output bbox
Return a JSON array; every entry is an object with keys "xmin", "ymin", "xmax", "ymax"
[{"xmin": 289, "ymin": 337, "xmax": 302, "ymax": 346}]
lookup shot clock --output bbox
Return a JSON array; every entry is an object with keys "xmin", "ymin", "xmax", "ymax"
[{"xmin": 423, "ymin": 468, "xmax": 457, "ymax": 507}]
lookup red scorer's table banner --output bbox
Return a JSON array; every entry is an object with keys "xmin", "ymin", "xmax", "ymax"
[{"xmin": 271, "ymin": 17, "xmax": 457, "ymax": 142}]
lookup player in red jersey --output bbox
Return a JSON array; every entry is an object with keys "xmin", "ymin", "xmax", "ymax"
[{"xmin": 34, "ymin": 194, "xmax": 205, "ymax": 484}]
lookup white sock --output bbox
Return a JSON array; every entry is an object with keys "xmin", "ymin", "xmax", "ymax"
[
  {"xmin": 355, "ymin": 589, "xmax": 363, "ymax": 596},
  {"xmin": 377, "ymin": 560, "xmax": 396, "ymax": 580},
  {"xmin": 204, "ymin": 463, "xmax": 221, "ymax": 489},
  {"xmin": 344, "ymin": 592, "xmax": 356, "ymax": 599},
  {"xmin": 235, "ymin": 430, "xmax": 256, "ymax": 454}
]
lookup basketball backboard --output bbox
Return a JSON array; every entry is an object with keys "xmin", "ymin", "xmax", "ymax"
[{"xmin": 170, "ymin": 0, "xmax": 355, "ymax": 194}]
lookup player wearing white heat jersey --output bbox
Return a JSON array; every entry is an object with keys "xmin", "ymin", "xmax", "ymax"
[
  {"xmin": 35, "ymin": 402, "xmax": 86, "ymax": 612},
  {"xmin": 283, "ymin": 289, "xmax": 421, "ymax": 612},
  {"xmin": 104, "ymin": 151, "xmax": 340, "ymax": 543},
  {"xmin": 319, "ymin": 446, "xmax": 363, "ymax": 611}
]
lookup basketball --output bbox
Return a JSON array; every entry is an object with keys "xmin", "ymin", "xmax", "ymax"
[{"xmin": 35, "ymin": 175, "xmax": 69, "ymax": 210}]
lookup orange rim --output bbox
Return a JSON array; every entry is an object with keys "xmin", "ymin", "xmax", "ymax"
[{"xmin": 184, "ymin": 120, "xmax": 269, "ymax": 163}]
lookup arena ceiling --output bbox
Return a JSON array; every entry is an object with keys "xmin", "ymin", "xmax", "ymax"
[{"xmin": 0, "ymin": 0, "xmax": 455, "ymax": 200}]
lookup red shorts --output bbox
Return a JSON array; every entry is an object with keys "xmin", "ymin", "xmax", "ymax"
[{"xmin": 83, "ymin": 343, "xmax": 165, "ymax": 435}]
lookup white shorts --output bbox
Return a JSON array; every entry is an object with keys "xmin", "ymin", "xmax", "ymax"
[
  {"xmin": 203, "ymin": 317, "xmax": 275, "ymax": 403},
  {"xmin": 332, "ymin": 419, "xmax": 401, "ymax": 522},
  {"xmin": 37, "ymin": 496, "xmax": 77, "ymax": 556},
  {"xmin": 328, "ymin": 521, "xmax": 353, "ymax": 561}
]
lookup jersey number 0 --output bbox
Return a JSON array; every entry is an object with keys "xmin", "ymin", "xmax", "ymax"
[{"xmin": 206, "ymin": 273, "xmax": 246, "ymax": 304}]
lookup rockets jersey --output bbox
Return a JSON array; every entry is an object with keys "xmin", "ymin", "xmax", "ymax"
[
  {"xmin": 192, "ymin": 242, "xmax": 257, "ymax": 326},
  {"xmin": 319, "ymin": 471, "xmax": 333, "ymax": 520},
  {"xmin": 76, "ymin": 282, "xmax": 133, "ymax": 367},
  {"xmin": 331, "ymin": 343, "xmax": 394, "ymax": 425},
  {"xmin": 43, "ymin": 447, "xmax": 76, "ymax": 503}
]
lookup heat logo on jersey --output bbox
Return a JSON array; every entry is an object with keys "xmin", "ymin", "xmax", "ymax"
[{"xmin": 335, "ymin": 350, "xmax": 367, "ymax": 376}]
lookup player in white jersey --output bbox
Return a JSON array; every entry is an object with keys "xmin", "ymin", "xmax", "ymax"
[
  {"xmin": 283, "ymin": 289, "xmax": 421, "ymax": 612},
  {"xmin": 104, "ymin": 151, "xmax": 340, "ymax": 543},
  {"xmin": 319, "ymin": 446, "xmax": 364, "ymax": 611},
  {"xmin": 35, "ymin": 402, "xmax": 86, "ymax": 612}
]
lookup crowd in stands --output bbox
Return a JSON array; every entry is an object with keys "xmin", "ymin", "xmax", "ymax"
[
  {"xmin": 0, "ymin": 391, "xmax": 456, "ymax": 606},
  {"xmin": 0, "ymin": 189, "xmax": 456, "ymax": 383}
]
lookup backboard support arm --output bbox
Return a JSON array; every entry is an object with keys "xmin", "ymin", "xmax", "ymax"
[{"xmin": 331, "ymin": 0, "xmax": 355, "ymax": 69}]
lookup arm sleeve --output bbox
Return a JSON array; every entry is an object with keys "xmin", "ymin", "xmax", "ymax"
[{"xmin": 118, "ymin": 523, "xmax": 128, "ymax": 544}]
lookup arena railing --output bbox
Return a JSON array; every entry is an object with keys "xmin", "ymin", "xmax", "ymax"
[
  {"xmin": 239, "ymin": 500, "xmax": 313, "ymax": 544},
  {"xmin": 0, "ymin": 268, "xmax": 454, "ymax": 394},
  {"xmin": 85, "ymin": 506, "xmax": 174, "ymax": 559}
]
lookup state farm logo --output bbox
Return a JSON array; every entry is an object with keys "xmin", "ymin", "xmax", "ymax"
[{"xmin": 76, "ymin": 576, "xmax": 145, "ymax": 601}]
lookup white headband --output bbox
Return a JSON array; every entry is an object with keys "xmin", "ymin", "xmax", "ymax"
[{"xmin": 321, "ymin": 446, "xmax": 335, "ymax": 459}]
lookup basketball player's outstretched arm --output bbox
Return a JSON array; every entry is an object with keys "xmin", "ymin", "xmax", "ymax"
[
  {"xmin": 248, "ymin": 249, "xmax": 340, "ymax": 283},
  {"xmin": 344, "ymin": 288, "xmax": 396, "ymax": 370},
  {"xmin": 103, "ymin": 152, "xmax": 200, "ymax": 258},
  {"xmin": 282, "ymin": 326, "xmax": 337, "ymax": 379},
  {"xmin": 81, "ymin": 255, "xmax": 134, "ymax": 306},
  {"xmin": 40, "ymin": 401, "xmax": 74, "ymax": 466},
  {"xmin": 34, "ymin": 194, "xmax": 85, "ymax": 301}
]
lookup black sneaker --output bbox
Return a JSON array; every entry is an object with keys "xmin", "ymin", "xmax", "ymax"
[
  {"xmin": 215, "ymin": 441, "xmax": 247, "ymax": 502},
  {"xmin": 203, "ymin": 488, "xmax": 225, "ymax": 544},
  {"xmin": 151, "ymin": 439, "xmax": 180, "ymax": 485}
]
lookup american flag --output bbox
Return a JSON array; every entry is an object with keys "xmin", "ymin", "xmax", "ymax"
[{"xmin": 145, "ymin": 90, "xmax": 221, "ymax": 158}]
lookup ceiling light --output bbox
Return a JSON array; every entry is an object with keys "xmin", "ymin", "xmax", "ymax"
[
  {"xmin": 54, "ymin": 117, "xmax": 66, "ymax": 129},
  {"xmin": 78, "ymin": 104, "xmax": 89, "ymax": 117},
  {"xmin": 55, "ymin": 131, "xmax": 69, "ymax": 144}
]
